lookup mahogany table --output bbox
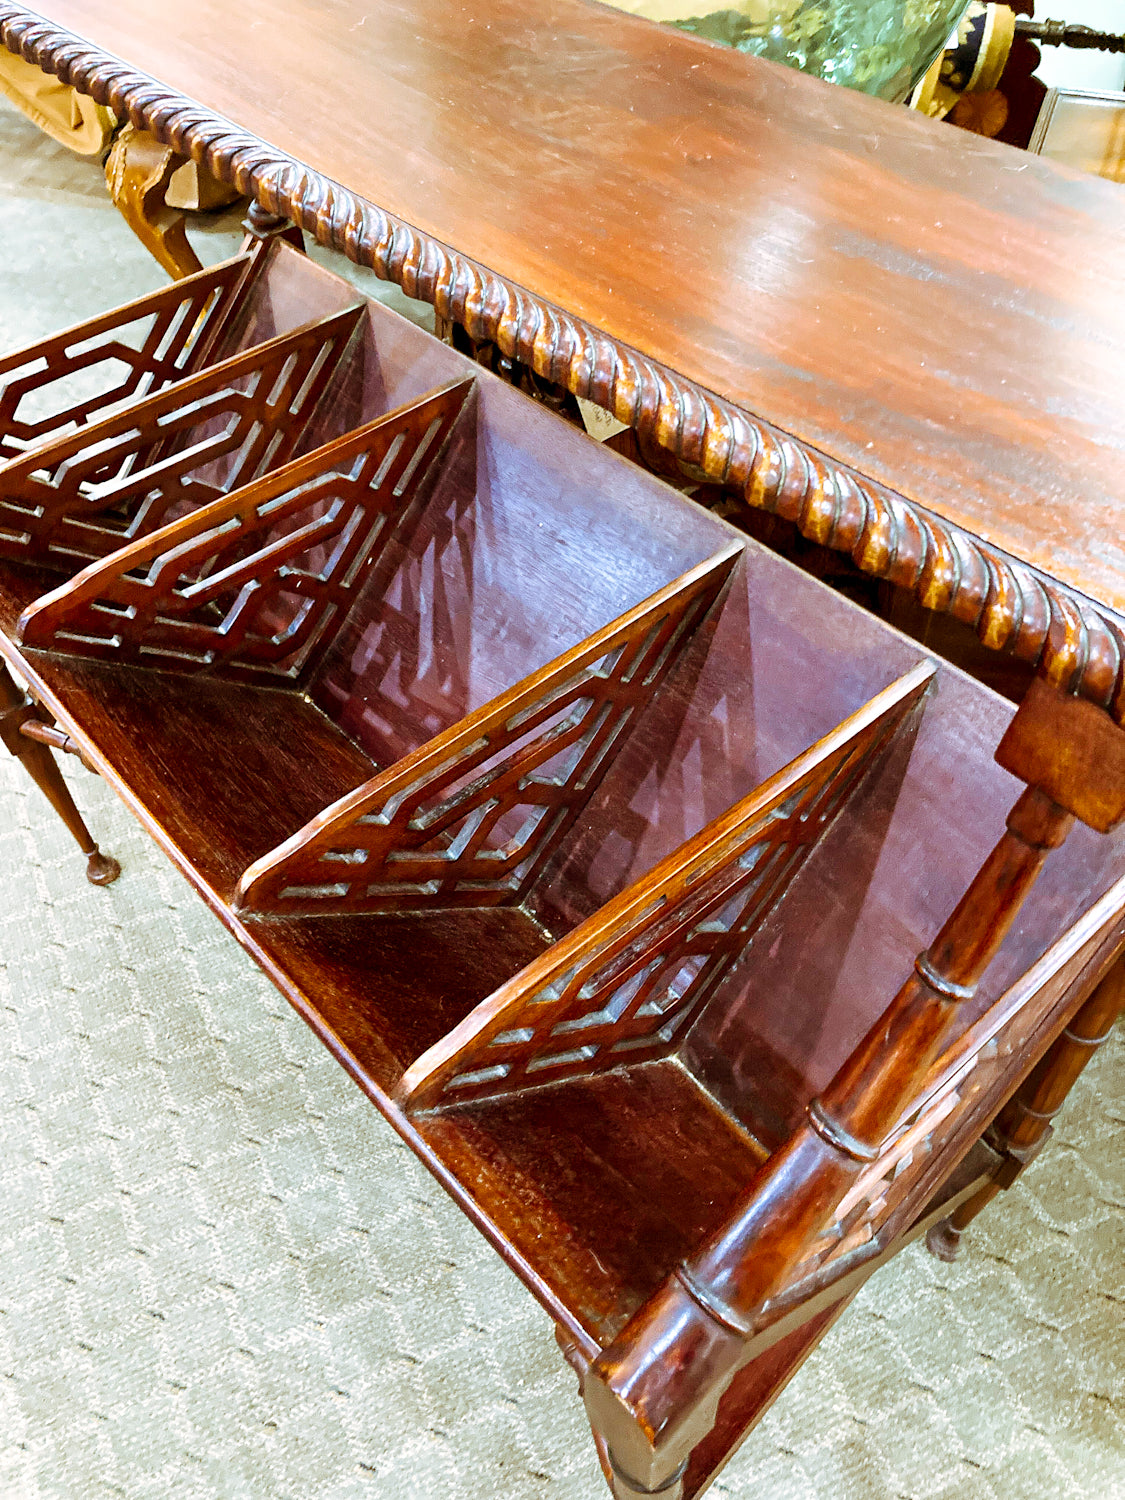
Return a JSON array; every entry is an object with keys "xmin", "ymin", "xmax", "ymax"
[
  {"xmin": 3, "ymin": 0, "xmax": 1125, "ymax": 715},
  {"xmin": 1, "ymin": 5, "xmax": 1124, "ymax": 1497}
]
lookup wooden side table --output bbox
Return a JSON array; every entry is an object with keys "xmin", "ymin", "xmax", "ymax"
[
  {"xmin": 1, "ymin": 232, "xmax": 1123, "ymax": 1499},
  {"xmin": 5, "ymin": 0, "xmax": 1125, "ymax": 715},
  {"xmin": 1, "ymin": 5, "xmax": 1125, "ymax": 1494}
]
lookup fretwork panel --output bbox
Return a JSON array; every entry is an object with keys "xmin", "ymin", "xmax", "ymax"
[
  {"xmin": 236, "ymin": 545, "xmax": 742, "ymax": 915},
  {"xmin": 776, "ymin": 918, "xmax": 1097, "ymax": 1301},
  {"xmin": 398, "ymin": 662, "xmax": 935, "ymax": 1111},
  {"xmin": 0, "ymin": 305, "xmax": 364, "ymax": 572},
  {"xmin": 17, "ymin": 381, "xmax": 473, "ymax": 683},
  {"xmin": 784, "ymin": 1086, "xmax": 963, "ymax": 1288},
  {"xmin": 0, "ymin": 252, "xmax": 260, "ymax": 461}
]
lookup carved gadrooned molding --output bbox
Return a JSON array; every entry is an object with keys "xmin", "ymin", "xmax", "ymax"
[{"xmin": 3, "ymin": 3, "xmax": 1124, "ymax": 720}]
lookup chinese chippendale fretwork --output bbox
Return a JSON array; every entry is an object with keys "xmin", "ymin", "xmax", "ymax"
[
  {"xmin": 236, "ymin": 543, "xmax": 743, "ymax": 916},
  {"xmin": 17, "ymin": 380, "xmax": 474, "ymax": 682},
  {"xmin": 773, "ymin": 898, "xmax": 1106, "ymax": 1311},
  {"xmin": 783, "ymin": 1083, "xmax": 962, "ymax": 1295},
  {"xmin": 398, "ymin": 662, "xmax": 934, "ymax": 1111},
  {"xmin": 0, "ymin": 251, "xmax": 261, "ymax": 462},
  {"xmin": 0, "ymin": 304, "xmax": 364, "ymax": 573}
]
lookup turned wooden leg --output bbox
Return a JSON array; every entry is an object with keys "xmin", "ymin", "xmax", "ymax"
[
  {"xmin": 0, "ymin": 662, "xmax": 120, "ymax": 886},
  {"xmin": 927, "ymin": 953, "xmax": 1125, "ymax": 1260},
  {"xmin": 104, "ymin": 122, "xmax": 203, "ymax": 280},
  {"xmin": 583, "ymin": 677, "xmax": 1125, "ymax": 1497}
]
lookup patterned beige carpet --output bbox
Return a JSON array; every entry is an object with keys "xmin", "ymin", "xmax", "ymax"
[{"xmin": 0, "ymin": 95, "xmax": 1121, "ymax": 1500}]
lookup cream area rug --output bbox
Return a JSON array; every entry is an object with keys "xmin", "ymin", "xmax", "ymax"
[{"xmin": 0, "ymin": 93, "xmax": 1121, "ymax": 1500}]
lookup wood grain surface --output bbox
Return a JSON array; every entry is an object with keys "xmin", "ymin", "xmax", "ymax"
[{"xmin": 7, "ymin": 0, "xmax": 1125, "ymax": 620}]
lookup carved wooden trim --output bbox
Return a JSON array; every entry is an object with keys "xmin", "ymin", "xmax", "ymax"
[
  {"xmin": 778, "ymin": 906, "xmax": 1125, "ymax": 1304},
  {"xmin": 15, "ymin": 379, "xmax": 473, "ymax": 680},
  {"xmin": 236, "ymin": 542, "xmax": 742, "ymax": 917},
  {"xmin": 0, "ymin": 303, "xmax": 364, "ymax": 571},
  {"xmin": 397, "ymin": 662, "xmax": 934, "ymax": 1111},
  {"xmin": 2, "ymin": 6, "xmax": 1123, "ymax": 720}
]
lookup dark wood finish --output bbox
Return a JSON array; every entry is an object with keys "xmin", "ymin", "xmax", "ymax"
[
  {"xmin": 578, "ymin": 766, "xmax": 1098, "ymax": 1497},
  {"xmin": 0, "ymin": 305, "xmax": 364, "ymax": 571},
  {"xmin": 1017, "ymin": 19, "xmax": 1125, "ymax": 52},
  {"xmin": 17, "ymin": 380, "xmax": 477, "ymax": 678},
  {"xmin": 995, "ymin": 675, "xmax": 1125, "ymax": 832},
  {"xmin": 927, "ymin": 950, "xmax": 1125, "ymax": 1259},
  {"xmin": 241, "ymin": 197, "xmax": 306, "ymax": 256},
  {"xmin": 238, "ymin": 546, "xmax": 740, "ymax": 915},
  {"xmin": 673, "ymin": 1140, "xmax": 1007, "ymax": 1498},
  {"xmin": 2, "ymin": 240, "xmax": 1123, "ymax": 1500},
  {"xmin": 398, "ymin": 664, "xmax": 932, "ymax": 1109},
  {"xmin": 7, "ymin": 1, "xmax": 1125, "ymax": 719},
  {"xmin": 0, "ymin": 252, "xmax": 259, "ymax": 460},
  {"xmin": 18, "ymin": 713, "xmax": 98, "ymax": 769}
]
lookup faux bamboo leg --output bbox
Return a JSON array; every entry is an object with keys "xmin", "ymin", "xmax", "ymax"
[
  {"xmin": 0, "ymin": 662, "xmax": 120, "ymax": 886},
  {"xmin": 583, "ymin": 673, "xmax": 1125, "ymax": 1498},
  {"xmin": 104, "ymin": 123, "xmax": 203, "ymax": 281},
  {"xmin": 582, "ymin": 784, "xmax": 1076, "ymax": 1498},
  {"xmin": 927, "ymin": 953, "xmax": 1125, "ymax": 1260}
]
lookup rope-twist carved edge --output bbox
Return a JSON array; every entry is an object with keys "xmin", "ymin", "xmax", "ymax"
[{"xmin": 3, "ymin": 3, "xmax": 1125, "ymax": 721}]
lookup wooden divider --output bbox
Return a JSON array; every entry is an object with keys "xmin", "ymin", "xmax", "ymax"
[
  {"xmin": 17, "ymin": 379, "xmax": 474, "ymax": 680},
  {"xmin": 0, "ymin": 302, "xmax": 365, "ymax": 570},
  {"xmin": 4, "ymin": 228, "xmax": 1123, "ymax": 1500},
  {"xmin": 0, "ymin": 248, "xmax": 265, "ymax": 461},
  {"xmin": 396, "ymin": 663, "xmax": 934, "ymax": 1110},
  {"xmin": 236, "ymin": 542, "xmax": 744, "ymax": 916}
]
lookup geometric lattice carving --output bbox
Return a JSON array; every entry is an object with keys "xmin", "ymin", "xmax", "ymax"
[
  {"xmin": 0, "ymin": 249, "xmax": 261, "ymax": 462},
  {"xmin": 236, "ymin": 542, "xmax": 743, "ymax": 916},
  {"xmin": 0, "ymin": 303, "xmax": 364, "ymax": 573},
  {"xmin": 776, "ymin": 893, "xmax": 1099, "ymax": 1306},
  {"xmin": 397, "ymin": 662, "xmax": 934, "ymax": 1111},
  {"xmin": 782, "ymin": 1082, "xmax": 962, "ymax": 1292},
  {"xmin": 16, "ymin": 379, "xmax": 473, "ymax": 682}
]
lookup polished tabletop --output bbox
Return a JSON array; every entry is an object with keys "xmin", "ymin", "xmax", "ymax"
[{"xmin": 7, "ymin": 0, "xmax": 1125, "ymax": 613}]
